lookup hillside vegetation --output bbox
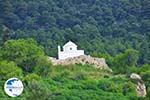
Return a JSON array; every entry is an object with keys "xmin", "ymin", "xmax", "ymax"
[
  {"xmin": 0, "ymin": 0, "xmax": 150, "ymax": 100},
  {"xmin": 0, "ymin": 39, "xmax": 150, "ymax": 100},
  {"xmin": 0, "ymin": 0, "xmax": 150, "ymax": 64}
]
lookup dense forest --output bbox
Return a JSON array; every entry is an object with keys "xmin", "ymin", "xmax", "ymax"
[
  {"xmin": 0, "ymin": 0, "xmax": 150, "ymax": 99},
  {"xmin": 0, "ymin": 0, "xmax": 150, "ymax": 64}
]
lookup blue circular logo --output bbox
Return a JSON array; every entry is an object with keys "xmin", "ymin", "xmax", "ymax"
[{"xmin": 4, "ymin": 78, "xmax": 24, "ymax": 97}]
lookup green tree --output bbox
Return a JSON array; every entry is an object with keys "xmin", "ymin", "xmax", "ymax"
[
  {"xmin": 34, "ymin": 55, "xmax": 52, "ymax": 77},
  {"xmin": 112, "ymin": 49, "xmax": 139, "ymax": 73},
  {"xmin": 0, "ymin": 0, "xmax": 13, "ymax": 21},
  {"xmin": 2, "ymin": 25, "xmax": 10, "ymax": 44},
  {"xmin": 0, "ymin": 60, "xmax": 23, "ymax": 80},
  {"xmin": 142, "ymin": 0, "xmax": 150, "ymax": 18},
  {"xmin": 2, "ymin": 38, "xmax": 45, "ymax": 72},
  {"xmin": 124, "ymin": 49, "xmax": 139, "ymax": 67}
]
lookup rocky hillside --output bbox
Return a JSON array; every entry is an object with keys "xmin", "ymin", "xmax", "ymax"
[
  {"xmin": 130, "ymin": 73, "xmax": 146, "ymax": 97},
  {"xmin": 49, "ymin": 55, "xmax": 112, "ymax": 72},
  {"xmin": 49, "ymin": 56, "xmax": 147, "ymax": 98}
]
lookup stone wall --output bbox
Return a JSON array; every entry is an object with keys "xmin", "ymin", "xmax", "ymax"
[{"xmin": 49, "ymin": 55, "xmax": 112, "ymax": 72}]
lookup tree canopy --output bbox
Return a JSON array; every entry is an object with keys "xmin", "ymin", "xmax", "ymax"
[
  {"xmin": 0, "ymin": 0, "xmax": 149, "ymax": 64},
  {"xmin": 1, "ymin": 38, "xmax": 45, "ymax": 72}
]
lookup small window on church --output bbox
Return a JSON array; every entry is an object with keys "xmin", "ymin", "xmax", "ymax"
[{"xmin": 70, "ymin": 48, "xmax": 72, "ymax": 50}]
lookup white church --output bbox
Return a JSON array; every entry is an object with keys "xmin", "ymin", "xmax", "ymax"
[{"xmin": 58, "ymin": 41, "xmax": 84, "ymax": 59}]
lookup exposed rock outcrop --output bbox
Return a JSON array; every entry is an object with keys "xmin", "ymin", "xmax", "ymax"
[
  {"xmin": 135, "ymin": 82, "xmax": 146, "ymax": 97},
  {"xmin": 130, "ymin": 73, "xmax": 141, "ymax": 80},
  {"xmin": 130, "ymin": 73, "xmax": 146, "ymax": 97},
  {"xmin": 49, "ymin": 55, "xmax": 112, "ymax": 72}
]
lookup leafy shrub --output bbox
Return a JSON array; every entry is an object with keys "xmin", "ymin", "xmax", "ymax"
[
  {"xmin": 24, "ymin": 73, "xmax": 41, "ymax": 82},
  {"xmin": 26, "ymin": 80, "xmax": 51, "ymax": 100},
  {"xmin": 147, "ymin": 86, "xmax": 150, "ymax": 98},
  {"xmin": 52, "ymin": 74, "xmax": 69, "ymax": 84},
  {"xmin": 122, "ymin": 82, "xmax": 136, "ymax": 96},
  {"xmin": 141, "ymin": 71, "xmax": 150, "ymax": 82},
  {"xmin": 0, "ymin": 60, "xmax": 23, "ymax": 80},
  {"xmin": 82, "ymin": 80, "xmax": 98, "ymax": 90},
  {"xmin": 98, "ymin": 79, "xmax": 121, "ymax": 93},
  {"xmin": 60, "ymin": 70, "xmax": 72, "ymax": 78},
  {"xmin": 34, "ymin": 56, "xmax": 52, "ymax": 77},
  {"xmin": 73, "ymin": 71, "xmax": 88, "ymax": 81}
]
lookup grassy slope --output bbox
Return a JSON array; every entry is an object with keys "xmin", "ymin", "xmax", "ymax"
[{"xmin": 0, "ymin": 64, "xmax": 140, "ymax": 100}]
